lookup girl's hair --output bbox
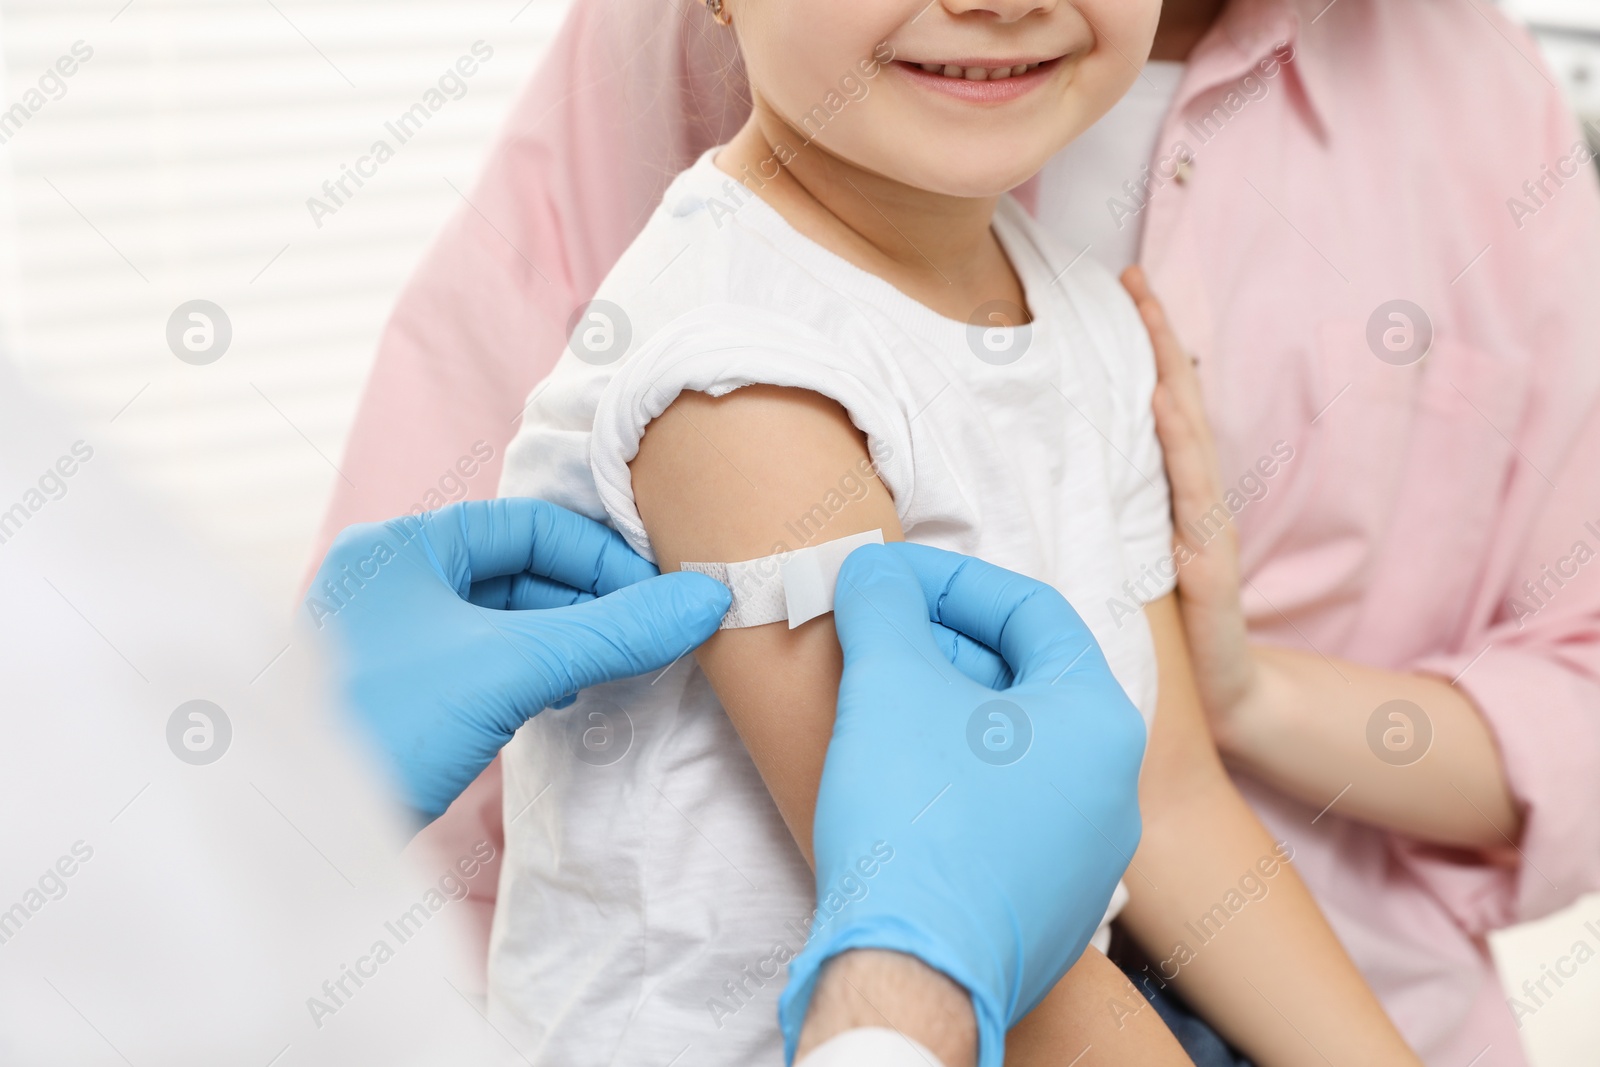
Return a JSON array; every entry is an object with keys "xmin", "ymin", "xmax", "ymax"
[{"xmin": 615, "ymin": 1, "xmax": 752, "ymax": 191}]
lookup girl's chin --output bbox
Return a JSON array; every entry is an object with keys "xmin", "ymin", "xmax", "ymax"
[
  {"xmin": 811, "ymin": 136, "xmax": 1049, "ymax": 199},
  {"xmin": 891, "ymin": 161, "xmax": 1047, "ymax": 200}
]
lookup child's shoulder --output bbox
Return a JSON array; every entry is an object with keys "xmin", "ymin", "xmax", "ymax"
[
  {"xmin": 995, "ymin": 196, "xmax": 1154, "ymax": 391},
  {"xmin": 591, "ymin": 156, "xmax": 748, "ymax": 321},
  {"xmin": 995, "ymin": 196, "xmax": 1138, "ymax": 321},
  {"xmin": 591, "ymin": 151, "xmax": 870, "ymax": 352}
]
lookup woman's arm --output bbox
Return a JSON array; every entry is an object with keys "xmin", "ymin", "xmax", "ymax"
[
  {"xmin": 1122, "ymin": 594, "xmax": 1421, "ymax": 1066},
  {"xmin": 631, "ymin": 384, "xmax": 1192, "ymax": 1066},
  {"xmin": 1218, "ymin": 649, "xmax": 1523, "ymax": 850},
  {"xmin": 1122, "ymin": 267, "xmax": 1523, "ymax": 850}
]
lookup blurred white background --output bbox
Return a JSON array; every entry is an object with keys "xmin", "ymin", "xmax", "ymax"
[
  {"xmin": 1, "ymin": 1, "xmax": 1597, "ymax": 1064},
  {"xmin": 0, "ymin": 0, "xmax": 565, "ymax": 603}
]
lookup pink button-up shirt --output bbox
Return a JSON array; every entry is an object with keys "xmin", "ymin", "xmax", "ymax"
[{"xmin": 310, "ymin": 0, "xmax": 1600, "ymax": 1062}]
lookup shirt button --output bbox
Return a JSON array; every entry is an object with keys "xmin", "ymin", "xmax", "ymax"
[{"xmin": 1174, "ymin": 159, "xmax": 1194, "ymax": 185}]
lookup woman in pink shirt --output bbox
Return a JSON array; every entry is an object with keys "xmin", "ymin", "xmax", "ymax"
[{"xmin": 313, "ymin": 0, "xmax": 1600, "ymax": 1063}]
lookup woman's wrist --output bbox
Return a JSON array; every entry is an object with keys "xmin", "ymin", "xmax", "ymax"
[{"xmin": 1209, "ymin": 646, "xmax": 1285, "ymax": 763}]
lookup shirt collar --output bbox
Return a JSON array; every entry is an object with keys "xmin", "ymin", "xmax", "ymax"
[{"xmin": 1177, "ymin": 0, "xmax": 1335, "ymax": 139}]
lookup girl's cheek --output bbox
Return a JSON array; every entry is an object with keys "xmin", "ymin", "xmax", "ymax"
[{"xmin": 1075, "ymin": 0, "xmax": 1161, "ymax": 53}]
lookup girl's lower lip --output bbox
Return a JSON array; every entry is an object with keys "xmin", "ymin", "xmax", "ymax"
[{"xmin": 891, "ymin": 58, "xmax": 1057, "ymax": 104}]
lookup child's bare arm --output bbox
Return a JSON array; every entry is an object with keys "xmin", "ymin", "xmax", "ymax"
[
  {"xmin": 1121, "ymin": 594, "xmax": 1422, "ymax": 1066},
  {"xmin": 632, "ymin": 384, "xmax": 902, "ymax": 861},
  {"xmin": 1006, "ymin": 946, "xmax": 1192, "ymax": 1065},
  {"xmin": 631, "ymin": 384, "xmax": 1192, "ymax": 1066}
]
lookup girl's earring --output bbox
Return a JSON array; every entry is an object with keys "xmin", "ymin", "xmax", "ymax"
[{"xmin": 706, "ymin": 0, "xmax": 732, "ymax": 26}]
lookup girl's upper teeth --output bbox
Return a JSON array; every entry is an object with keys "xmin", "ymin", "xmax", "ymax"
[{"xmin": 918, "ymin": 62, "xmax": 1042, "ymax": 81}]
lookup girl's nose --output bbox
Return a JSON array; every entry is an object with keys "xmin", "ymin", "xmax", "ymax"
[{"xmin": 940, "ymin": 0, "xmax": 1057, "ymax": 25}]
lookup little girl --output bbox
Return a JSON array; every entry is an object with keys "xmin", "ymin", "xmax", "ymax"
[{"xmin": 496, "ymin": 1, "xmax": 1420, "ymax": 1064}]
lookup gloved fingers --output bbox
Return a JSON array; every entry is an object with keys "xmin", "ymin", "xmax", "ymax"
[
  {"xmin": 464, "ymin": 573, "xmax": 512, "ymax": 609},
  {"xmin": 886, "ymin": 542, "xmax": 1050, "ymax": 645},
  {"xmin": 998, "ymin": 590, "xmax": 1113, "ymax": 688},
  {"xmin": 520, "ymin": 498, "xmax": 659, "ymax": 595},
  {"xmin": 834, "ymin": 545, "xmax": 957, "ymax": 676},
  {"xmin": 466, "ymin": 572, "xmax": 596, "ymax": 611},
  {"xmin": 400, "ymin": 499, "xmax": 658, "ymax": 595},
  {"xmin": 886, "ymin": 542, "xmax": 1106, "ymax": 687},
  {"xmin": 501, "ymin": 571, "xmax": 730, "ymax": 696},
  {"xmin": 930, "ymin": 623, "xmax": 1012, "ymax": 689}
]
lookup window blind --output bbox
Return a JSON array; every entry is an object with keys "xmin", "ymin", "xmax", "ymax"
[
  {"xmin": 0, "ymin": 0, "xmax": 566, "ymax": 602},
  {"xmin": 1506, "ymin": 0, "xmax": 1600, "ymax": 132}
]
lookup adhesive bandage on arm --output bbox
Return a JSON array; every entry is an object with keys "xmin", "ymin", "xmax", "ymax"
[{"xmin": 681, "ymin": 529, "xmax": 885, "ymax": 630}]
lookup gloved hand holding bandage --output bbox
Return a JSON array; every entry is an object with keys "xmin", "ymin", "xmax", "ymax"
[
  {"xmin": 307, "ymin": 499, "xmax": 731, "ymax": 822},
  {"xmin": 683, "ymin": 529, "xmax": 886, "ymax": 629},
  {"xmin": 779, "ymin": 543, "xmax": 1148, "ymax": 1067},
  {"xmin": 683, "ymin": 530, "xmax": 1013, "ymax": 690}
]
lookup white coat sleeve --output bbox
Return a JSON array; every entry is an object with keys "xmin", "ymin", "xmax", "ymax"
[{"xmin": 795, "ymin": 1027, "xmax": 947, "ymax": 1067}]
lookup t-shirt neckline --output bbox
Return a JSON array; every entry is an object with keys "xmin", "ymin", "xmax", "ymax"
[{"xmin": 686, "ymin": 149, "xmax": 1052, "ymax": 351}]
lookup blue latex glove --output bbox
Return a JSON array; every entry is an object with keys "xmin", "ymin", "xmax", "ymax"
[
  {"xmin": 306, "ymin": 499, "xmax": 730, "ymax": 821},
  {"xmin": 777, "ymin": 543, "xmax": 1147, "ymax": 1067}
]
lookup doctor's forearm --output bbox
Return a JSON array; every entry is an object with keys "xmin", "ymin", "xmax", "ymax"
[
  {"xmin": 1218, "ymin": 646, "xmax": 1523, "ymax": 851},
  {"xmin": 795, "ymin": 950, "xmax": 976, "ymax": 1067}
]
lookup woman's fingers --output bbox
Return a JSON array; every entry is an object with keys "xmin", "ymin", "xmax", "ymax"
[
  {"xmin": 1123, "ymin": 268, "xmax": 1208, "ymax": 444},
  {"xmin": 1121, "ymin": 269, "xmax": 1225, "ymax": 521},
  {"xmin": 1120, "ymin": 263, "xmax": 1152, "ymax": 302},
  {"xmin": 1153, "ymin": 384, "xmax": 1219, "ymax": 525},
  {"xmin": 1124, "ymin": 269, "xmax": 1183, "ymax": 372},
  {"xmin": 1123, "ymin": 272, "xmax": 1258, "ymax": 728}
]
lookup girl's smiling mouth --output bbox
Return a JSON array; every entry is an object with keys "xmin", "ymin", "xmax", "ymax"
[{"xmin": 892, "ymin": 55, "xmax": 1063, "ymax": 103}]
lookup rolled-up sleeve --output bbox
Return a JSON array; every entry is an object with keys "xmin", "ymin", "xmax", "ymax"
[
  {"xmin": 590, "ymin": 305, "xmax": 917, "ymax": 562},
  {"xmin": 1412, "ymin": 637, "xmax": 1600, "ymax": 930},
  {"xmin": 1403, "ymin": 81, "xmax": 1600, "ymax": 932}
]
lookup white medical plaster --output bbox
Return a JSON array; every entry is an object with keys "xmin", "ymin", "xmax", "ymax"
[{"xmin": 681, "ymin": 529, "xmax": 885, "ymax": 630}]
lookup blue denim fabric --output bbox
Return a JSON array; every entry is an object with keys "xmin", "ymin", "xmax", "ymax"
[{"xmin": 1114, "ymin": 948, "xmax": 1255, "ymax": 1067}]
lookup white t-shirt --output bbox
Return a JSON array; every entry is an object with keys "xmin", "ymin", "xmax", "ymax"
[
  {"xmin": 1035, "ymin": 60, "xmax": 1185, "ymax": 274},
  {"xmin": 493, "ymin": 151, "xmax": 1175, "ymax": 1065}
]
